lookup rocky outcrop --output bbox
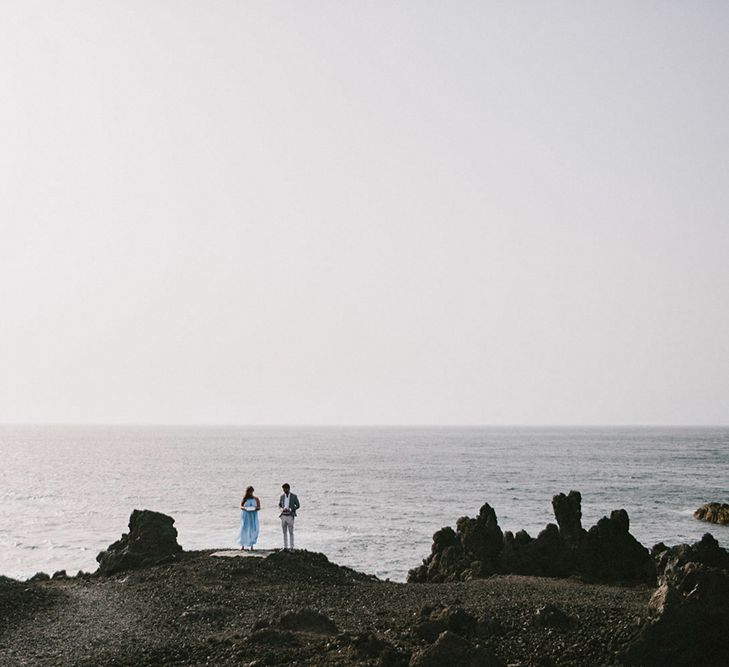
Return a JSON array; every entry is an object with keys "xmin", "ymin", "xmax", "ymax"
[
  {"xmin": 414, "ymin": 606, "xmax": 474, "ymax": 642},
  {"xmin": 622, "ymin": 534, "xmax": 729, "ymax": 666},
  {"xmin": 652, "ymin": 532, "xmax": 729, "ymax": 576},
  {"xmin": 413, "ymin": 604, "xmax": 502, "ymax": 645},
  {"xmin": 279, "ymin": 608, "xmax": 338, "ymax": 635},
  {"xmin": 408, "ymin": 504, "xmax": 506, "ymax": 583},
  {"xmin": 579, "ymin": 509, "xmax": 656, "ymax": 585},
  {"xmin": 552, "ymin": 490, "xmax": 584, "ymax": 544},
  {"xmin": 96, "ymin": 509, "xmax": 182, "ymax": 575},
  {"xmin": 408, "ymin": 491, "xmax": 655, "ymax": 586},
  {"xmin": 694, "ymin": 502, "xmax": 729, "ymax": 525}
]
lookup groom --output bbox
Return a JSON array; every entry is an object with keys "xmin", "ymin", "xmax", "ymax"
[{"xmin": 279, "ymin": 483, "xmax": 300, "ymax": 551}]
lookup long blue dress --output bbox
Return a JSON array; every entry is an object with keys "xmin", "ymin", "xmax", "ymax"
[{"xmin": 238, "ymin": 497, "xmax": 259, "ymax": 547}]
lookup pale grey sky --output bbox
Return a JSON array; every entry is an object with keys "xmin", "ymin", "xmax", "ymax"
[{"xmin": 1, "ymin": 1, "xmax": 728, "ymax": 425}]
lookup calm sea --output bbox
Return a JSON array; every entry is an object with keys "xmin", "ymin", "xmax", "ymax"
[{"xmin": 1, "ymin": 425, "xmax": 727, "ymax": 582}]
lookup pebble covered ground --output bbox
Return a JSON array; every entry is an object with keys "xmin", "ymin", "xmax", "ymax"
[{"xmin": 0, "ymin": 550, "xmax": 652, "ymax": 666}]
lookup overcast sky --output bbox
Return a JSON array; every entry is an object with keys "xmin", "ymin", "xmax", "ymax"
[{"xmin": 1, "ymin": 2, "xmax": 728, "ymax": 425}]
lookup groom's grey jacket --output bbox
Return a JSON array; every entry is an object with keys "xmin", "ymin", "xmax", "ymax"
[{"xmin": 279, "ymin": 493, "xmax": 300, "ymax": 517}]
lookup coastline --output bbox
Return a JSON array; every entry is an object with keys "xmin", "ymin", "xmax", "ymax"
[
  {"xmin": 3, "ymin": 501, "xmax": 729, "ymax": 666},
  {"xmin": 4, "ymin": 424, "xmax": 728, "ymax": 583},
  {"xmin": 1, "ymin": 548, "xmax": 652, "ymax": 667}
]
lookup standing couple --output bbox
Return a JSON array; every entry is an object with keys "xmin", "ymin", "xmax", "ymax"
[{"xmin": 238, "ymin": 483, "xmax": 300, "ymax": 551}]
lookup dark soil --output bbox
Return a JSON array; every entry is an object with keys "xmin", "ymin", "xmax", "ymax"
[{"xmin": 0, "ymin": 550, "xmax": 652, "ymax": 666}]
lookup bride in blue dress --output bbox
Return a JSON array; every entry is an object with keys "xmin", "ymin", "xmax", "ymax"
[{"xmin": 238, "ymin": 486, "xmax": 261, "ymax": 550}]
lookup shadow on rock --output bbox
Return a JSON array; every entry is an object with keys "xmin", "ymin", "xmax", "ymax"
[
  {"xmin": 413, "ymin": 604, "xmax": 501, "ymax": 643},
  {"xmin": 279, "ymin": 608, "xmax": 338, "ymax": 635},
  {"xmin": 622, "ymin": 534, "xmax": 729, "ymax": 667},
  {"xmin": 96, "ymin": 509, "xmax": 182, "ymax": 575},
  {"xmin": 409, "ymin": 630, "xmax": 504, "ymax": 667},
  {"xmin": 532, "ymin": 603, "xmax": 572, "ymax": 629},
  {"xmin": 349, "ymin": 633, "xmax": 409, "ymax": 667},
  {"xmin": 408, "ymin": 491, "xmax": 655, "ymax": 586}
]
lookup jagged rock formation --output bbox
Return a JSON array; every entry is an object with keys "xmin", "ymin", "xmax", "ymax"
[
  {"xmin": 694, "ymin": 502, "xmax": 729, "ymax": 525},
  {"xmin": 652, "ymin": 532, "xmax": 729, "ymax": 576},
  {"xmin": 622, "ymin": 534, "xmax": 729, "ymax": 667},
  {"xmin": 408, "ymin": 491, "xmax": 655, "ymax": 586},
  {"xmin": 96, "ymin": 509, "xmax": 182, "ymax": 575}
]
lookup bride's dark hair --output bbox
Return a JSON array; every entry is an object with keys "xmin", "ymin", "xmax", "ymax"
[{"xmin": 243, "ymin": 486, "xmax": 254, "ymax": 501}]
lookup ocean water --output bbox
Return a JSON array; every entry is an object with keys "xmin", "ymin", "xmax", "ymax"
[{"xmin": 1, "ymin": 425, "xmax": 727, "ymax": 582}]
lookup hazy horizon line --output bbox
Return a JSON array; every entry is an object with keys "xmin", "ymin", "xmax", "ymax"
[{"xmin": 1, "ymin": 422, "xmax": 727, "ymax": 429}]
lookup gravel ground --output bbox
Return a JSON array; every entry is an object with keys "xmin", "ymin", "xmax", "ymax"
[{"xmin": 0, "ymin": 550, "xmax": 652, "ymax": 666}]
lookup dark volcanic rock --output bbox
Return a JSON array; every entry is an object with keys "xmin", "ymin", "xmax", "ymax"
[
  {"xmin": 408, "ymin": 491, "xmax": 655, "ymax": 585},
  {"xmin": 409, "ymin": 526, "xmax": 469, "ymax": 583},
  {"xmin": 532, "ymin": 603, "xmax": 572, "ymax": 629},
  {"xmin": 279, "ymin": 608, "xmax": 338, "ymax": 634},
  {"xmin": 349, "ymin": 632, "xmax": 408, "ymax": 665},
  {"xmin": 502, "ymin": 523, "xmax": 574, "ymax": 578},
  {"xmin": 653, "ymin": 532, "xmax": 729, "ymax": 577},
  {"xmin": 552, "ymin": 490, "xmax": 585, "ymax": 545},
  {"xmin": 457, "ymin": 503, "xmax": 504, "ymax": 574},
  {"xmin": 380, "ymin": 645, "xmax": 410, "ymax": 667},
  {"xmin": 694, "ymin": 502, "xmax": 729, "ymax": 525},
  {"xmin": 475, "ymin": 612, "xmax": 502, "ymax": 639},
  {"xmin": 249, "ymin": 627, "xmax": 299, "ymax": 646},
  {"xmin": 622, "ymin": 537, "xmax": 729, "ymax": 667},
  {"xmin": 180, "ymin": 605, "xmax": 233, "ymax": 624},
  {"xmin": 0, "ymin": 575, "xmax": 58, "ymax": 632},
  {"xmin": 3, "ymin": 543, "xmax": 653, "ymax": 667},
  {"xmin": 96, "ymin": 509, "xmax": 182, "ymax": 575},
  {"xmin": 579, "ymin": 509, "xmax": 656, "ymax": 585},
  {"xmin": 409, "ymin": 630, "xmax": 504, "ymax": 667},
  {"xmin": 413, "ymin": 605, "xmax": 477, "ymax": 642},
  {"xmin": 350, "ymin": 632, "xmax": 391, "ymax": 658}
]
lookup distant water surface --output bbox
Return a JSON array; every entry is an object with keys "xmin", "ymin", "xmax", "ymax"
[{"xmin": 1, "ymin": 425, "xmax": 727, "ymax": 581}]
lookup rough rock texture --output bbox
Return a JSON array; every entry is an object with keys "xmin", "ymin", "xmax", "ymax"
[
  {"xmin": 532, "ymin": 603, "xmax": 572, "ymax": 629},
  {"xmin": 5, "ymin": 509, "xmax": 727, "ymax": 666},
  {"xmin": 349, "ymin": 632, "xmax": 402, "ymax": 663},
  {"xmin": 622, "ymin": 534, "xmax": 729, "ymax": 667},
  {"xmin": 457, "ymin": 504, "xmax": 504, "ymax": 575},
  {"xmin": 96, "ymin": 509, "xmax": 182, "ymax": 575},
  {"xmin": 411, "ymin": 504, "xmax": 506, "ymax": 583},
  {"xmin": 409, "ymin": 630, "xmax": 504, "ymax": 667},
  {"xmin": 409, "ymin": 491, "xmax": 655, "ymax": 586},
  {"xmin": 413, "ymin": 605, "xmax": 478, "ymax": 642},
  {"xmin": 279, "ymin": 608, "xmax": 338, "ymax": 634},
  {"xmin": 1, "ymin": 548, "xmax": 652, "ymax": 666},
  {"xmin": 579, "ymin": 509, "xmax": 656, "ymax": 585},
  {"xmin": 552, "ymin": 490, "xmax": 584, "ymax": 545},
  {"xmin": 0, "ymin": 574, "xmax": 61, "ymax": 645},
  {"xmin": 652, "ymin": 532, "xmax": 729, "ymax": 576},
  {"xmin": 694, "ymin": 501, "xmax": 729, "ymax": 525}
]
